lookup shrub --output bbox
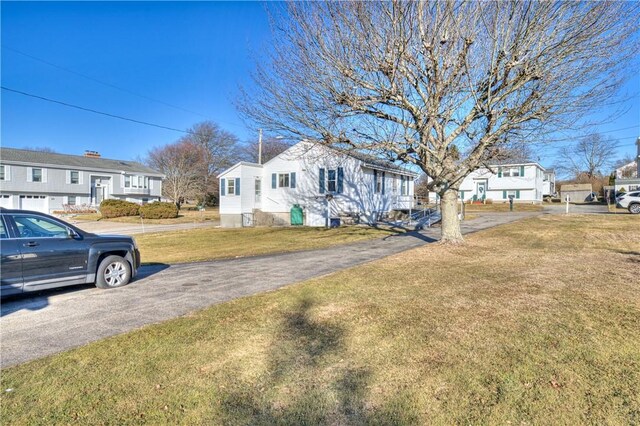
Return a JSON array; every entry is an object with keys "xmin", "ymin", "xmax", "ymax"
[
  {"xmin": 139, "ymin": 202, "xmax": 179, "ymax": 219},
  {"xmin": 100, "ymin": 199, "xmax": 140, "ymax": 218}
]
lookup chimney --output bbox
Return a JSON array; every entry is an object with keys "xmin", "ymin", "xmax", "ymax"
[{"xmin": 84, "ymin": 150, "xmax": 101, "ymax": 158}]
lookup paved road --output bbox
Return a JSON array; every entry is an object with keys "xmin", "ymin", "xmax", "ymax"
[{"xmin": 1, "ymin": 212, "xmax": 540, "ymax": 368}]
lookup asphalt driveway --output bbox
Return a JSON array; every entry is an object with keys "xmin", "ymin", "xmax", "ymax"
[{"xmin": 1, "ymin": 212, "xmax": 540, "ymax": 368}]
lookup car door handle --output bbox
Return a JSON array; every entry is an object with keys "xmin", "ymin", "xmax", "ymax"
[{"xmin": 24, "ymin": 242, "xmax": 39, "ymax": 247}]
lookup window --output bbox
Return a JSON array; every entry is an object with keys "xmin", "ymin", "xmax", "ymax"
[
  {"xmin": 327, "ymin": 169, "xmax": 337, "ymax": 192},
  {"xmin": 278, "ymin": 173, "xmax": 290, "ymax": 188},
  {"xmin": 123, "ymin": 175, "xmax": 149, "ymax": 189},
  {"xmin": 0, "ymin": 217, "xmax": 7, "ymax": 239},
  {"xmin": 227, "ymin": 179, "xmax": 236, "ymax": 195},
  {"xmin": 13, "ymin": 215, "xmax": 68, "ymax": 238},
  {"xmin": 0, "ymin": 165, "xmax": 4, "ymax": 181},
  {"xmin": 68, "ymin": 196, "xmax": 76, "ymax": 206},
  {"xmin": 392, "ymin": 176, "xmax": 398, "ymax": 193},
  {"xmin": 70, "ymin": 171, "xmax": 80, "ymax": 184},
  {"xmin": 375, "ymin": 172, "xmax": 383, "ymax": 193},
  {"xmin": 400, "ymin": 176, "xmax": 409, "ymax": 196},
  {"xmin": 32, "ymin": 168, "xmax": 42, "ymax": 182},
  {"xmin": 255, "ymin": 178, "xmax": 261, "ymax": 200},
  {"xmin": 507, "ymin": 190, "xmax": 516, "ymax": 198}
]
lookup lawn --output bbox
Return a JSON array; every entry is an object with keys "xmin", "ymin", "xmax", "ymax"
[
  {"xmin": 72, "ymin": 207, "xmax": 220, "ymax": 224},
  {"xmin": 136, "ymin": 226, "xmax": 403, "ymax": 264},
  {"xmin": 1, "ymin": 215, "xmax": 639, "ymax": 424},
  {"xmin": 463, "ymin": 202, "xmax": 544, "ymax": 212}
]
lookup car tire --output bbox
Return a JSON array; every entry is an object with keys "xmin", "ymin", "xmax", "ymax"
[
  {"xmin": 95, "ymin": 255, "xmax": 132, "ymax": 289},
  {"xmin": 629, "ymin": 203, "xmax": 640, "ymax": 215}
]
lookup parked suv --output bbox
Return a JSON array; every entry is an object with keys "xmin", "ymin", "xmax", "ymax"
[
  {"xmin": 616, "ymin": 191, "xmax": 640, "ymax": 214},
  {"xmin": 0, "ymin": 208, "xmax": 140, "ymax": 296}
]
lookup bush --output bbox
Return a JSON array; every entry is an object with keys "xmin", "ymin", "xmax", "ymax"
[
  {"xmin": 100, "ymin": 199, "xmax": 140, "ymax": 218},
  {"xmin": 139, "ymin": 202, "xmax": 179, "ymax": 219}
]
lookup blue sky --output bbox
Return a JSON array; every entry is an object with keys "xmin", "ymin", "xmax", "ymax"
[{"xmin": 1, "ymin": 1, "xmax": 638, "ymax": 168}]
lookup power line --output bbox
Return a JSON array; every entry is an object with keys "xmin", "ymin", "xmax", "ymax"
[
  {"xmin": 2, "ymin": 45, "xmax": 248, "ymax": 131},
  {"xmin": 2, "ymin": 86, "xmax": 197, "ymax": 135},
  {"xmin": 2, "ymin": 45, "xmax": 211, "ymax": 119}
]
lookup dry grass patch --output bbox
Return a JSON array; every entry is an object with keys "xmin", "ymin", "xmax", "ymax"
[
  {"xmin": 1, "ymin": 214, "xmax": 639, "ymax": 424},
  {"xmin": 464, "ymin": 203, "xmax": 544, "ymax": 212},
  {"xmin": 137, "ymin": 226, "xmax": 402, "ymax": 264}
]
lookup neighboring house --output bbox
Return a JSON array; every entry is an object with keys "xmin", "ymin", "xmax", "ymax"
[
  {"xmin": 543, "ymin": 169, "xmax": 556, "ymax": 197},
  {"xmin": 218, "ymin": 141, "xmax": 419, "ymax": 227},
  {"xmin": 457, "ymin": 163, "xmax": 546, "ymax": 203},
  {"xmin": 0, "ymin": 147, "xmax": 164, "ymax": 214},
  {"xmin": 560, "ymin": 183, "xmax": 594, "ymax": 202},
  {"xmin": 614, "ymin": 137, "xmax": 640, "ymax": 193}
]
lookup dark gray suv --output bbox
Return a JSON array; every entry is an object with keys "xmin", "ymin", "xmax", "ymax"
[{"xmin": 0, "ymin": 208, "xmax": 140, "ymax": 296}]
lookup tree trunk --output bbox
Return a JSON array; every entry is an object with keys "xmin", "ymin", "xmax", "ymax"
[{"xmin": 439, "ymin": 189, "xmax": 464, "ymax": 244}]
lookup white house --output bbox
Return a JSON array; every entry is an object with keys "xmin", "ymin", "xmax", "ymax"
[
  {"xmin": 542, "ymin": 169, "xmax": 556, "ymax": 197},
  {"xmin": 458, "ymin": 162, "xmax": 546, "ymax": 203},
  {"xmin": 0, "ymin": 147, "xmax": 164, "ymax": 213},
  {"xmin": 218, "ymin": 141, "xmax": 419, "ymax": 227},
  {"xmin": 614, "ymin": 137, "xmax": 640, "ymax": 193}
]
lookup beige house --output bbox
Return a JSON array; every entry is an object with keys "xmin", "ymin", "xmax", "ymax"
[{"xmin": 560, "ymin": 183, "xmax": 594, "ymax": 202}]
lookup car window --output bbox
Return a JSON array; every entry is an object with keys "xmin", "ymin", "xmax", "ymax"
[
  {"xmin": 629, "ymin": 192, "xmax": 640, "ymax": 197},
  {"xmin": 0, "ymin": 217, "xmax": 7, "ymax": 239},
  {"xmin": 13, "ymin": 215, "xmax": 68, "ymax": 238}
]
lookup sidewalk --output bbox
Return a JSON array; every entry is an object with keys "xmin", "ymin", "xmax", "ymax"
[{"xmin": 1, "ymin": 211, "xmax": 540, "ymax": 368}]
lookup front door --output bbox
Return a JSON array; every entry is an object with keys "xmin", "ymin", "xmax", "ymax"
[
  {"xmin": 10, "ymin": 213, "xmax": 90, "ymax": 291},
  {"xmin": 477, "ymin": 182, "xmax": 486, "ymax": 200}
]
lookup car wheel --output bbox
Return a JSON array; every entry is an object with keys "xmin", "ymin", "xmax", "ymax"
[
  {"xmin": 629, "ymin": 203, "xmax": 640, "ymax": 215},
  {"xmin": 95, "ymin": 255, "xmax": 132, "ymax": 289}
]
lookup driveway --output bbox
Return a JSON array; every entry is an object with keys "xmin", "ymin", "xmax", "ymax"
[{"xmin": 1, "ymin": 212, "xmax": 540, "ymax": 368}]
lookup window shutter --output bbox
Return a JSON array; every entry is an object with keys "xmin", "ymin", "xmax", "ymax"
[
  {"xmin": 271, "ymin": 173, "xmax": 276, "ymax": 189},
  {"xmin": 220, "ymin": 179, "xmax": 226, "ymax": 196},
  {"xmin": 498, "ymin": 167, "xmax": 502, "ymax": 178},
  {"xmin": 235, "ymin": 178, "xmax": 240, "ymax": 195},
  {"xmin": 516, "ymin": 189, "xmax": 520, "ymax": 199},
  {"xmin": 42, "ymin": 169, "xmax": 47, "ymax": 183},
  {"xmin": 66, "ymin": 170, "xmax": 71, "ymax": 184},
  {"xmin": 373, "ymin": 169, "xmax": 378, "ymax": 192},
  {"xmin": 337, "ymin": 167, "xmax": 344, "ymax": 193},
  {"xmin": 520, "ymin": 165, "xmax": 525, "ymax": 177},
  {"xmin": 290, "ymin": 172, "xmax": 296, "ymax": 189},
  {"xmin": 503, "ymin": 190, "xmax": 507, "ymax": 199},
  {"xmin": 27, "ymin": 167, "xmax": 32, "ymax": 182},
  {"xmin": 382, "ymin": 172, "xmax": 386, "ymax": 195},
  {"xmin": 460, "ymin": 190, "xmax": 465, "ymax": 199},
  {"xmin": 319, "ymin": 168, "xmax": 325, "ymax": 193}
]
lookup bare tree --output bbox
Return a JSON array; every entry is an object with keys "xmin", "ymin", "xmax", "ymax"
[
  {"xmin": 180, "ymin": 121, "xmax": 240, "ymax": 206},
  {"xmin": 556, "ymin": 134, "xmax": 619, "ymax": 179},
  {"xmin": 147, "ymin": 141, "xmax": 207, "ymax": 209},
  {"xmin": 239, "ymin": 1, "xmax": 639, "ymax": 243},
  {"xmin": 240, "ymin": 137, "xmax": 293, "ymax": 164}
]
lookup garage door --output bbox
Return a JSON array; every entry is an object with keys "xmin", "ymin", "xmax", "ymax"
[
  {"xmin": 19, "ymin": 195, "xmax": 48, "ymax": 213},
  {"xmin": 0, "ymin": 195, "xmax": 12, "ymax": 209}
]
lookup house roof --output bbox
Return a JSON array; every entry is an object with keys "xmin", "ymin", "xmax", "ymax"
[
  {"xmin": 560, "ymin": 183, "xmax": 593, "ymax": 191},
  {"xmin": 0, "ymin": 147, "xmax": 163, "ymax": 176},
  {"xmin": 336, "ymin": 149, "xmax": 419, "ymax": 176},
  {"xmin": 217, "ymin": 161, "xmax": 262, "ymax": 178}
]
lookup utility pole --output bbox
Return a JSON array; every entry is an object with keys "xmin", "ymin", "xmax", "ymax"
[{"xmin": 258, "ymin": 129, "xmax": 263, "ymax": 165}]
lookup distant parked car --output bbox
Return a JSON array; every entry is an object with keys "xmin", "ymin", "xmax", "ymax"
[
  {"xmin": 616, "ymin": 191, "xmax": 640, "ymax": 214},
  {"xmin": 0, "ymin": 208, "xmax": 140, "ymax": 296}
]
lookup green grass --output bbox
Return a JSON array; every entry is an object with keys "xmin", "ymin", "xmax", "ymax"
[
  {"xmin": 1, "ymin": 214, "xmax": 639, "ymax": 424},
  {"xmin": 136, "ymin": 226, "xmax": 403, "ymax": 264}
]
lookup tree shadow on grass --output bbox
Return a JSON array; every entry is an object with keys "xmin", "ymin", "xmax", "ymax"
[{"xmin": 216, "ymin": 297, "xmax": 419, "ymax": 424}]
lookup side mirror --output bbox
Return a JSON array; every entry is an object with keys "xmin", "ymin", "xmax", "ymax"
[{"xmin": 67, "ymin": 228, "xmax": 79, "ymax": 239}]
